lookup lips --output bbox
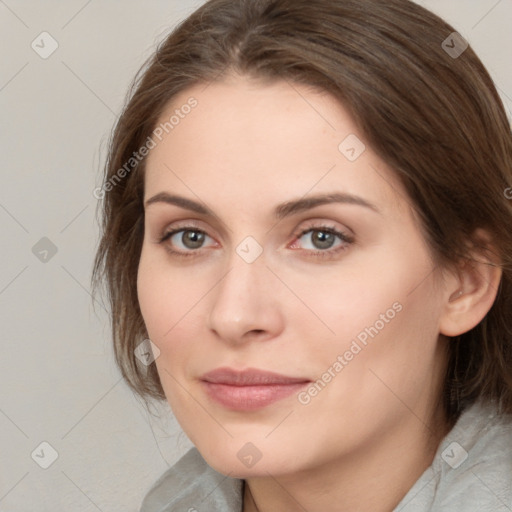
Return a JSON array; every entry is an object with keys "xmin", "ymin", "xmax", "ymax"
[{"xmin": 200, "ymin": 367, "xmax": 310, "ymax": 411}]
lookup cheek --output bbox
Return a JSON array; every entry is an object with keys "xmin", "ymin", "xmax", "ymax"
[
  {"xmin": 288, "ymin": 244, "xmax": 442, "ymax": 387},
  {"xmin": 286, "ymin": 266, "xmax": 444, "ymax": 455},
  {"xmin": 137, "ymin": 245, "xmax": 202, "ymax": 332},
  {"xmin": 137, "ymin": 250, "xmax": 193, "ymax": 354},
  {"xmin": 137, "ymin": 255, "xmax": 167, "ymax": 338},
  {"xmin": 279, "ymin": 255, "xmax": 406, "ymax": 352},
  {"xmin": 137, "ymin": 249, "xmax": 214, "ymax": 375},
  {"xmin": 314, "ymin": 286, "xmax": 442, "ymax": 420},
  {"xmin": 137, "ymin": 253, "xmax": 205, "ymax": 416}
]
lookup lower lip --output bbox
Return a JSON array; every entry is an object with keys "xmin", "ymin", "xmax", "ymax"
[{"xmin": 201, "ymin": 381, "xmax": 309, "ymax": 411}]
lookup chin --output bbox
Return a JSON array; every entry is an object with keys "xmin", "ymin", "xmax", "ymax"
[{"xmin": 197, "ymin": 439, "xmax": 302, "ymax": 479}]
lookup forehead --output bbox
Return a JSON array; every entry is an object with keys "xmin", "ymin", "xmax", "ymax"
[{"xmin": 143, "ymin": 76, "xmax": 408, "ymax": 218}]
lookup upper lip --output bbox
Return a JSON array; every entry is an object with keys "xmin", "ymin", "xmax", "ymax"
[{"xmin": 200, "ymin": 367, "xmax": 310, "ymax": 386}]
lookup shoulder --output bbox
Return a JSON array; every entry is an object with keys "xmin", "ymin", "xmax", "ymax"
[
  {"xmin": 397, "ymin": 401, "xmax": 512, "ymax": 512},
  {"xmin": 139, "ymin": 448, "xmax": 244, "ymax": 512},
  {"xmin": 432, "ymin": 401, "xmax": 512, "ymax": 511}
]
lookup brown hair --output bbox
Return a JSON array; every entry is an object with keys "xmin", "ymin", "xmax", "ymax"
[{"xmin": 92, "ymin": 0, "xmax": 512, "ymax": 424}]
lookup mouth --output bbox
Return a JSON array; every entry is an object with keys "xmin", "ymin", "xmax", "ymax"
[{"xmin": 199, "ymin": 367, "xmax": 311, "ymax": 411}]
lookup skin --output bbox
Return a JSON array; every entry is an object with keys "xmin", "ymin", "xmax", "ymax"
[{"xmin": 137, "ymin": 75, "xmax": 501, "ymax": 512}]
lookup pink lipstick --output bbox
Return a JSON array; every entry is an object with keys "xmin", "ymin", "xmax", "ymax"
[{"xmin": 200, "ymin": 367, "xmax": 310, "ymax": 411}]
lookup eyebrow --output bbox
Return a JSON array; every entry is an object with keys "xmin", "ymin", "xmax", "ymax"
[
  {"xmin": 275, "ymin": 193, "xmax": 379, "ymax": 218},
  {"xmin": 144, "ymin": 191, "xmax": 379, "ymax": 218}
]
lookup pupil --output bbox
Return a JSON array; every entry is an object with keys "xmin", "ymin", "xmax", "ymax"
[
  {"xmin": 183, "ymin": 230, "xmax": 205, "ymax": 249},
  {"xmin": 313, "ymin": 230, "xmax": 334, "ymax": 249}
]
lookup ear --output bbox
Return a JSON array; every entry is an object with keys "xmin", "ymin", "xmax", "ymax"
[{"xmin": 439, "ymin": 229, "xmax": 502, "ymax": 337}]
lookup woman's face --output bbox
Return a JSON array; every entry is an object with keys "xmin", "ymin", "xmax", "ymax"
[{"xmin": 137, "ymin": 76, "xmax": 449, "ymax": 477}]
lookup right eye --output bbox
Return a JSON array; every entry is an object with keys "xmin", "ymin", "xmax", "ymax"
[{"xmin": 158, "ymin": 228, "xmax": 218, "ymax": 256}]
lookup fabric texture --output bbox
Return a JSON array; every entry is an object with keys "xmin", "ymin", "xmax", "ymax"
[{"xmin": 139, "ymin": 401, "xmax": 512, "ymax": 511}]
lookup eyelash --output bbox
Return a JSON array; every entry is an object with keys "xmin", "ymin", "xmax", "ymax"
[
  {"xmin": 157, "ymin": 226, "xmax": 214, "ymax": 259},
  {"xmin": 157, "ymin": 224, "xmax": 354, "ymax": 260},
  {"xmin": 292, "ymin": 225, "xmax": 354, "ymax": 260}
]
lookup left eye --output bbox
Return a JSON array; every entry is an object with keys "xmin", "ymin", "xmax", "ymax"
[{"xmin": 295, "ymin": 228, "xmax": 350, "ymax": 251}]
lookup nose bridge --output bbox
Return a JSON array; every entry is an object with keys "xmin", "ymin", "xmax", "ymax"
[
  {"xmin": 207, "ymin": 244, "xmax": 283, "ymax": 342},
  {"xmin": 214, "ymin": 247, "xmax": 268, "ymax": 315}
]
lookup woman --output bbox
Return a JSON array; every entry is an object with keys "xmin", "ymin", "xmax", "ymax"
[{"xmin": 92, "ymin": 0, "xmax": 512, "ymax": 510}]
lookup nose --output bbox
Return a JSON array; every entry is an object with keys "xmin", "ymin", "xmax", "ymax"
[{"xmin": 207, "ymin": 251, "xmax": 285, "ymax": 345}]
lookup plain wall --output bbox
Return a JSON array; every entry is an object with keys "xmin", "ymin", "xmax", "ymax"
[{"xmin": 1, "ymin": 0, "xmax": 511, "ymax": 510}]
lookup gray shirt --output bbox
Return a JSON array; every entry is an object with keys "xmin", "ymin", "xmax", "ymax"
[{"xmin": 140, "ymin": 401, "xmax": 512, "ymax": 511}]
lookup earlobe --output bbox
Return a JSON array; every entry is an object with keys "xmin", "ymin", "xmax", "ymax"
[{"xmin": 439, "ymin": 232, "xmax": 502, "ymax": 337}]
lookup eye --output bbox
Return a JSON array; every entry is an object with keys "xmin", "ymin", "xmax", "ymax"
[
  {"xmin": 159, "ymin": 228, "xmax": 217, "ymax": 254},
  {"xmin": 300, "ymin": 229, "xmax": 339, "ymax": 250},
  {"xmin": 289, "ymin": 226, "xmax": 353, "ymax": 256}
]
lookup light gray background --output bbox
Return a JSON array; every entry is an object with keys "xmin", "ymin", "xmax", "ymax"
[{"xmin": 1, "ymin": 1, "xmax": 511, "ymax": 510}]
